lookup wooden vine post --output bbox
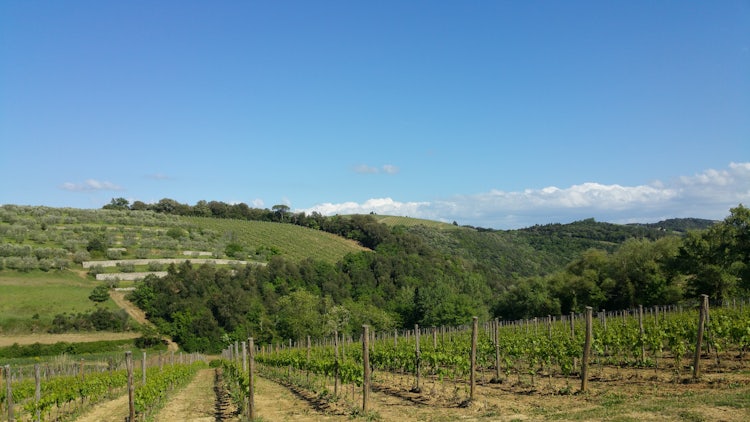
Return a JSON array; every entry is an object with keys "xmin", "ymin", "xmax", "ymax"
[
  {"xmin": 414, "ymin": 324, "xmax": 422, "ymax": 393},
  {"xmin": 126, "ymin": 351, "xmax": 135, "ymax": 422},
  {"xmin": 362, "ymin": 325, "xmax": 371, "ymax": 412},
  {"xmin": 5, "ymin": 364, "xmax": 13, "ymax": 422},
  {"xmin": 494, "ymin": 318, "xmax": 501, "ymax": 381},
  {"xmin": 638, "ymin": 305, "xmax": 645, "ymax": 364},
  {"xmin": 470, "ymin": 316, "xmax": 478, "ymax": 401},
  {"xmin": 34, "ymin": 363, "xmax": 41, "ymax": 422},
  {"xmin": 248, "ymin": 337, "xmax": 256, "ymax": 420},
  {"xmin": 580, "ymin": 307, "xmax": 593, "ymax": 392},
  {"xmin": 142, "ymin": 352, "xmax": 147, "ymax": 386},
  {"xmin": 334, "ymin": 330, "xmax": 340, "ymax": 396},
  {"xmin": 570, "ymin": 311, "xmax": 575, "ymax": 338},
  {"xmin": 693, "ymin": 295, "xmax": 709, "ymax": 380},
  {"xmin": 242, "ymin": 341, "xmax": 247, "ymax": 373}
]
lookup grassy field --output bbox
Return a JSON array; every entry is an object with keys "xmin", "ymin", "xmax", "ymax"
[
  {"xmin": 185, "ymin": 216, "xmax": 368, "ymax": 263},
  {"xmin": 0, "ymin": 270, "xmax": 119, "ymax": 333},
  {"xmin": 368, "ymin": 214, "xmax": 461, "ymax": 230}
]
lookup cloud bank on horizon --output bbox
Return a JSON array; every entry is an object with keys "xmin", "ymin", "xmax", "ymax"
[{"xmin": 301, "ymin": 162, "xmax": 750, "ymax": 229}]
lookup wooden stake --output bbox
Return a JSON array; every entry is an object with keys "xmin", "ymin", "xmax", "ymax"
[
  {"xmin": 470, "ymin": 316, "xmax": 478, "ymax": 401},
  {"xmin": 580, "ymin": 307, "xmax": 593, "ymax": 392},
  {"xmin": 693, "ymin": 295, "xmax": 709, "ymax": 380},
  {"xmin": 362, "ymin": 325, "xmax": 371, "ymax": 412},
  {"xmin": 126, "ymin": 351, "xmax": 135, "ymax": 422}
]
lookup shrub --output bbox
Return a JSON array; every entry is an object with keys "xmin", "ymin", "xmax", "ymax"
[
  {"xmin": 117, "ymin": 262, "xmax": 136, "ymax": 273},
  {"xmin": 147, "ymin": 261, "xmax": 163, "ymax": 271},
  {"xmin": 88, "ymin": 264, "xmax": 105, "ymax": 276},
  {"xmin": 73, "ymin": 250, "xmax": 91, "ymax": 264}
]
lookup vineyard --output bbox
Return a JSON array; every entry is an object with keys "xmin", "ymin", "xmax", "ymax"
[
  {"xmin": 1, "ymin": 351, "xmax": 205, "ymax": 421},
  {"xmin": 1, "ymin": 299, "xmax": 749, "ymax": 420},
  {"xmin": 218, "ymin": 298, "xmax": 750, "ymax": 420}
]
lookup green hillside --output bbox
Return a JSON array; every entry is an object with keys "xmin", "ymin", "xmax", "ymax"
[
  {"xmin": 184, "ymin": 216, "xmax": 368, "ymax": 263},
  {"xmin": 0, "ymin": 206, "xmax": 368, "ymax": 271},
  {"xmin": 368, "ymin": 214, "xmax": 460, "ymax": 230}
]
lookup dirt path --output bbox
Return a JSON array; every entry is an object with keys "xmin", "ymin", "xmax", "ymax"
[
  {"xmin": 253, "ymin": 376, "xmax": 347, "ymax": 421},
  {"xmin": 74, "ymin": 393, "xmax": 129, "ymax": 422},
  {"xmin": 109, "ymin": 290, "xmax": 178, "ymax": 351},
  {"xmin": 0, "ymin": 332, "xmax": 140, "ymax": 347},
  {"xmin": 154, "ymin": 368, "xmax": 219, "ymax": 421}
]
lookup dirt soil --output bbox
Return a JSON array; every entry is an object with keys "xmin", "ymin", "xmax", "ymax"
[
  {"xmin": 154, "ymin": 368, "xmax": 217, "ymax": 421},
  {"xmin": 74, "ymin": 392, "xmax": 130, "ymax": 422},
  {"xmin": 0, "ymin": 332, "xmax": 139, "ymax": 347},
  {"xmin": 109, "ymin": 290, "xmax": 178, "ymax": 351}
]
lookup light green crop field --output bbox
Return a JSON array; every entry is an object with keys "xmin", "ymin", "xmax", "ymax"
[
  {"xmin": 368, "ymin": 214, "xmax": 460, "ymax": 230},
  {"xmin": 0, "ymin": 270, "xmax": 118, "ymax": 332},
  {"xmin": 185, "ymin": 217, "xmax": 369, "ymax": 263}
]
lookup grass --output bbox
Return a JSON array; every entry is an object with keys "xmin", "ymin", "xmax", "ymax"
[
  {"xmin": 0, "ymin": 270, "xmax": 119, "ymax": 332},
  {"xmin": 532, "ymin": 383, "xmax": 750, "ymax": 421},
  {"xmin": 185, "ymin": 216, "xmax": 368, "ymax": 264},
  {"xmin": 367, "ymin": 214, "xmax": 460, "ymax": 230}
]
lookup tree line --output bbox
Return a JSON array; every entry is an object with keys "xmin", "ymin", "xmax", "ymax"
[{"xmin": 123, "ymin": 198, "xmax": 748, "ymax": 353}]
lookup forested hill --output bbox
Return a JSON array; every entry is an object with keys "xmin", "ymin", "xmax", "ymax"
[
  {"xmin": 394, "ymin": 217, "xmax": 716, "ymax": 280},
  {"xmin": 3, "ymin": 200, "xmax": 742, "ymax": 353}
]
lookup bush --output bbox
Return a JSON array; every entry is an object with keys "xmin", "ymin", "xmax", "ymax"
[
  {"xmin": 147, "ymin": 261, "xmax": 164, "ymax": 271},
  {"xmin": 89, "ymin": 284, "xmax": 110, "ymax": 302},
  {"xmin": 88, "ymin": 264, "xmax": 105, "ymax": 276},
  {"xmin": 73, "ymin": 250, "xmax": 91, "ymax": 264},
  {"xmin": 117, "ymin": 262, "xmax": 136, "ymax": 273}
]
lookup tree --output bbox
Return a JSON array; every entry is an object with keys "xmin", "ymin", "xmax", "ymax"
[
  {"xmin": 89, "ymin": 284, "xmax": 110, "ymax": 303},
  {"xmin": 272, "ymin": 204, "xmax": 290, "ymax": 222},
  {"xmin": 672, "ymin": 205, "xmax": 750, "ymax": 301},
  {"xmin": 103, "ymin": 197, "xmax": 130, "ymax": 210}
]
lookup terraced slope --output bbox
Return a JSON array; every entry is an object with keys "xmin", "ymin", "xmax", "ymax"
[{"xmin": 184, "ymin": 217, "xmax": 368, "ymax": 264}]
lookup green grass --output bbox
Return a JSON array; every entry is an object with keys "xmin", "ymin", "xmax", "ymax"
[
  {"xmin": 185, "ymin": 216, "xmax": 368, "ymax": 264},
  {"xmin": 366, "ymin": 214, "xmax": 460, "ymax": 230},
  {"xmin": 0, "ymin": 270, "xmax": 118, "ymax": 331}
]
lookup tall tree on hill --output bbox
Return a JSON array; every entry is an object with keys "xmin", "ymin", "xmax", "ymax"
[
  {"xmin": 672, "ymin": 204, "xmax": 750, "ymax": 301},
  {"xmin": 272, "ymin": 204, "xmax": 290, "ymax": 222}
]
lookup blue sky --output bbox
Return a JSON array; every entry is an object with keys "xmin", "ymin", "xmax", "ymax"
[{"xmin": 1, "ymin": 1, "xmax": 748, "ymax": 229}]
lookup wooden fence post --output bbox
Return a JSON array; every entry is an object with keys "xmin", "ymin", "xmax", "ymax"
[
  {"xmin": 693, "ymin": 295, "xmax": 709, "ymax": 380},
  {"xmin": 470, "ymin": 316, "xmax": 478, "ymax": 401},
  {"xmin": 334, "ymin": 330, "xmax": 340, "ymax": 397},
  {"xmin": 494, "ymin": 318, "xmax": 501, "ymax": 382},
  {"xmin": 413, "ymin": 324, "xmax": 422, "ymax": 393},
  {"xmin": 34, "ymin": 363, "xmax": 41, "ymax": 422},
  {"xmin": 142, "ymin": 352, "xmax": 147, "ymax": 386},
  {"xmin": 581, "ymin": 307, "xmax": 593, "ymax": 392},
  {"xmin": 362, "ymin": 325, "xmax": 370, "ymax": 412},
  {"xmin": 638, "ymin": 305, "xmax": 645, "ymax": 364},
  {"xmin": 126, "ymin": 351, "xmax": 135, "ymax": 422},
  {"xmin": 248, "ymin": 337, "xmax": 255, "ymax": 420},
  {"xmin": 5, "ymin": 364, "xmax": 14, "ymax": 422}
]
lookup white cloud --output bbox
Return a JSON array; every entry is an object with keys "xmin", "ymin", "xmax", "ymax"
[
  {"xmin": 354, "ymin": 164, "xmax": 379, "ymax": 174},
  {"xmin": 146, "ymin": 173, "xmax": 170, "ymax": 180},
  {"xmin": 303, "ymin": 198, "xmax": 429, "ymax": 216},
  {"xmin": 382, "ymin": 164, "xmax": 399, "ymax": 174},
  {"xmin": 301, "ymin": 163, "xmax": 750, "ymax": 229},
  {"xmin": 353, "ymin": 164, "xmax": 400, "ymax": 174},
  {"xmin": 60, "ymin": 179, "xmax": 123, "ymax": 192}
]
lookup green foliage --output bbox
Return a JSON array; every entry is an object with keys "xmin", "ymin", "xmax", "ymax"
[{"xmin": 88, "ymin": 284, "xmax": 110, "ymax": 302}]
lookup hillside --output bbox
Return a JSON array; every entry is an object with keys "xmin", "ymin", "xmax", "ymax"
[
  {"xmin": 0, "ymin": 205, "xmax": 368, "ymax": 272},
  {"xmin": 2, "ymin": 202, "xmax": 746, "ymax": 352}
]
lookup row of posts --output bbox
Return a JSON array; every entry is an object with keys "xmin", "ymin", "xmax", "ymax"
[
  {"xmin": 3, "ymin": 296, "xmax": 713, "ymax": 420},
  {"xmin": 2, "ymin": 350, "xmax": 198, "ymax": 422},
  {"xmin": 256, "ymin": 295, "xmax": 712, "ymax": 411}
]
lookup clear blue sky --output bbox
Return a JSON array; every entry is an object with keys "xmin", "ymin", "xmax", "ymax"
[{"xmin": 1, "ymin": 1, "xmax": 748, "ymax": 228}]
